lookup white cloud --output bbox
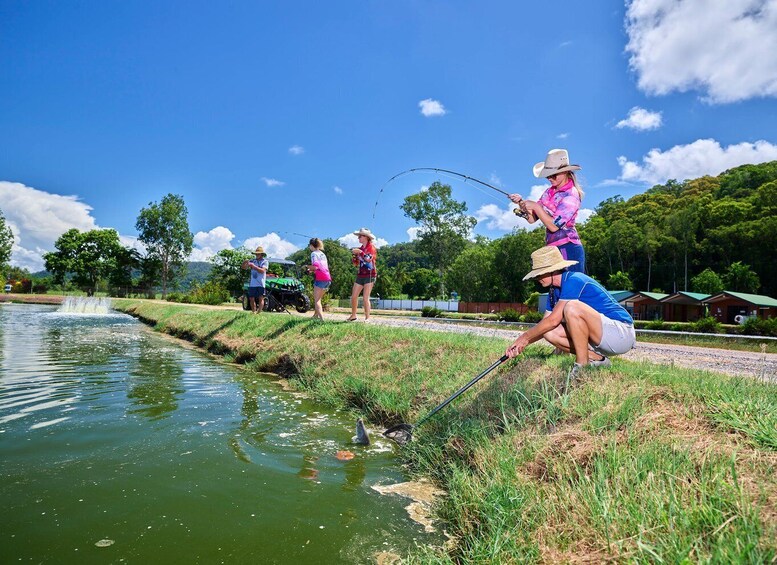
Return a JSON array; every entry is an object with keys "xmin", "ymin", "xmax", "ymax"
[
  {"xmin": 475, "ymin": 202, "xmax": 595, "ymax": 232},
  {"xmin": 119, "ymin": 234, "xmax": 146, "ymax": 254},
  {"xmin": 0, "ymin": 181, "xmax": 99, "ymax": 272},
  {"xmin": 576, "ymin": 208, "xmax": 595, "ymax": 225},
  {"xmin": 475, "ymin": 203, "xmax": 537, "ymax": 231},
  {"xmin": 528, "ymin": 184, "xmax": 549, "ymax": 201},
  {"xmin": 489, "ymin": 173, "xmax": 503, "ymax": 187},
  {"xmin": 189, "ymin": 226, "xmax": 235, "ymax": 262},
  {"xmin": 261, "ymin": 177, "xmax": 285, "ymax": 187},
  {"xmin": 615, "ymin": 106, "xmax": 663, "ymax": 131},
  {"xmin": 338, "ymin": 232, "xmax": 389, "ymax": 249},
  {"xmin": 625, "ymin": 0, "xmax": 777, "ymax": 103},
  {"xmin": 557, "ymin": 132, "xmax": 570, "ymax": 139},
  {"xmin": 617, "ymin": 138, "xmax": 777, "ymax": 185},
  {"xmin": 333, "ymin": 186, "xmax": 343, "ymax": 195},
  {"xmin": 475, "ymin": 182, "xmax": 593, "ymax": 232},
  {"xmin": 288, "ymin": 145, "xmax": 305, "ymax": 155},
  {"xmin": 418, "ymin": 98, "xmax": 447, "ymax": 117},
  {"xmin": 407, "ymin": 227, "xmax": 422, "ymax": 241},
  {"xmin": 242, "ymin": 232, "xmax": 299, "ymax": 260}
]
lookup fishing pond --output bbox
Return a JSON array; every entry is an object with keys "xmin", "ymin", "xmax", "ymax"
[{"xmin": 0, "ymin": 302, "xmax": 440, "ymax": 563}]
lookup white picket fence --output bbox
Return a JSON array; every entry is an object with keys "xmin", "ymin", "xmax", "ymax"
[{"xmin": 375, "ymin": 299, "xmax": 460, "ymax": 312}]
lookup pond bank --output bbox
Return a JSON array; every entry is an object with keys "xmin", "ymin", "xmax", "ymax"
[{"xmin": 114, "ymin": 299, "xmax": 777, "ymax": 562}]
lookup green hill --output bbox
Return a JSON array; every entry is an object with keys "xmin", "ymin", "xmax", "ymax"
[{"xmin": 580, "ymin": 161, "xmax": 777, "ymax": 296}]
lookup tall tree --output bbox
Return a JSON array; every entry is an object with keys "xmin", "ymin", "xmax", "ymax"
[
  {"xmin": 136, "ymin": 194, "xmax": 193, "ymax": 298},
  {"xmin": 209, "ymin": 248, "xmax": 253, "ymax": 297},
  {"xmin": 446, "ymin": 243, "xmax": 498, "ymax": 301},
  {"xmin": 0, "ymin": 210, "xmax": 13, "ymax": 279},
  {"xmin": 691, "ymin": 268, "xmax": 724, "ymax": 295},
  {"xmin": 403, "ymin": 268, "xmax": 440, "ymax": 299},
  {"xmin": 723, "ymin": 262, "xmax": 760, "ymax": 294},
  {"xmin": 491, "ymin": 229, "xmax": 545, "ymax": 302},
  {"xmin": 607, "ymin": 271, "xmax": 633, "ymax": 291},
  {"xmin": 43, "ymin": 228, "xmax": 127, "ymax": 295},
  {"xmin": 400, "ymin": 181, "xmax": 476, "ymax": 296}
]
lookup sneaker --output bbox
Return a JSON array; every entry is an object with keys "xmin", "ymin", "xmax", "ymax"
[
  {"xmin": 588, "ymin": 356, "xmax": 612, "ymax": 368},
  {"xmin": 563, "ymin": 363, "xmax": 584, "ymax": 393}
]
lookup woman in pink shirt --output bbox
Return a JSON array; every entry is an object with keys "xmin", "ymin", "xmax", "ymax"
[
  {"xmin": 306, "ymin": 238, "xmax": 331, "ymax": 321},
  {"xmin": 510, "ymin": 149, "xmax": 586, "ymax": 273}
]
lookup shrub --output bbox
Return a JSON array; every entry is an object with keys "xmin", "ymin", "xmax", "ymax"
[
  {"xmin": 187, "ymin": 281, "xmax": 230, "ymax": 305},
  {"xmin": 497, "ymin": 308, "xmax": 522, "ymax": 322},
  {"xmin": 689, "ymin": 316, "xmax": 723, "ymax": 334},
  {"xmin": 740, "ymin": 316, "xmax": 777, "ymax": 337},
  {"xmin": 32, "ymin": 281, "xmax": 49, "ymax": 294},
  {"xmin": 521, "ymin": 310, "xmax": 544, "ymax": 323},
  {"xmin": 646, "ymin": 319, "xmax": 666, "ymax": 330},
  {"xmin": 421, "ymin": 306, "xmax": 443, "ymax": 318}
]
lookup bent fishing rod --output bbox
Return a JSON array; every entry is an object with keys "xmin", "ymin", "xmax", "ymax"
[{"xmin": 372, "ymin": 167, "xmax": 528, "ymax": 220}]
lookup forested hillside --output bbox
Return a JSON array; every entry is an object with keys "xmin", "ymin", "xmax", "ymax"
[
  {"xmin": 580, "ymin": 161, "xmax": 777, "ymax": 297},
  {"xmin": 362, "ymin": 161, "xmax": 777, "ymax": 302}
]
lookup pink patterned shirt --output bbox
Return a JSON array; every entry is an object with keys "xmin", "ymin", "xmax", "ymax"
[{"xmin": 537, "ymin": 178, "xmax": 581, "ymax": 247}]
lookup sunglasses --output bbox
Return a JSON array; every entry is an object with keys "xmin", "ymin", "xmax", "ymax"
[{"xmin": 547, "ymin": 172, "xmax": 564, "ymax": 180}]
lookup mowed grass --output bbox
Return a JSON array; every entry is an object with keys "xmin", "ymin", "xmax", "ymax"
[{"xmin": 115, "ymin": 300, "xmax": 777, "ymax": 563}]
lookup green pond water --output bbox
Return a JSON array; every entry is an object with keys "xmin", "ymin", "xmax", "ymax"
[{"xmin": 0, "ymin": 303, "xmax": 439, "ymax": 563}]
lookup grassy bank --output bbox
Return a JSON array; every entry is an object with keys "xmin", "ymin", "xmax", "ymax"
[{"xmin": 115, "ymin": 300, "xmax": 776, "ymax": 562}]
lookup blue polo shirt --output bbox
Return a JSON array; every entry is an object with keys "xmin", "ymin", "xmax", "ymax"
[
  {"xmin": 248, "ymin": 258, "xmax": 269, "ymax": 288},
  {"xmin": 546, "ymin": 271, "xmax": 633, "ymax": 325}
]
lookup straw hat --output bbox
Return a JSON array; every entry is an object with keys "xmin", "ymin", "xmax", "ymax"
[
  {"xmin": 522, "ymin": 246, "xmax": 578, "ymax": 281},
  {"xmin": 254, "ymin": 246, "xmax": 266, "ymax": 255},
  {"xmin": 353, "ymin": 227, "xmax": 376, "ymax": 241},
  {"xmin": 533, "ymin": 149, "xmax": 581, "ymax": 179}
]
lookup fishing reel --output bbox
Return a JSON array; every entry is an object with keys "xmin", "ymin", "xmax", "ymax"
[{"xmin": 513, "ymin": 207, "xmax": 529, "ymax": 219}]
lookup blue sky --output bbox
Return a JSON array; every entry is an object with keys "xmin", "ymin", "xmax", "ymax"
[{"xmin": 2, "ymin": 1, "xmax": 777, "ymax": 270}]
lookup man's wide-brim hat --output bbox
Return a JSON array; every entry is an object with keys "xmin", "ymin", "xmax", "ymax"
[
  {"xmin": 353, "ymin": 228, "xmax": 376, "ymax": 241},
  {"xmin": 523, "ymin": 245, "xmax": 578, "ymax": 281},
  {"xmin": 533, "ymin": 148, "xmax": 582, "ymax": 179},
  {"xmin": 254, "ymin": 246, "xmax": 266, "ymax": 255}
]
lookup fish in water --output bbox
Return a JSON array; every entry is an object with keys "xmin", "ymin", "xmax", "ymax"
[{"xmin": 352, "ymin": 418, "xmax": 371, "ymax": 445}]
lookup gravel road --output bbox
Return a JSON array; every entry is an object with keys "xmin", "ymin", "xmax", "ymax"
[{"xmin": 341, "ymin": 314, "xmax": 777, "ymax": 382}]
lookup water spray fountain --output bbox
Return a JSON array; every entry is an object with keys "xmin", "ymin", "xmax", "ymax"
[{"xmin": 58, "ymin": 296, "xmax": 112, "ymax": 314}]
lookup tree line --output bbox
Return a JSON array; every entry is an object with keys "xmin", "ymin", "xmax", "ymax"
[{"xmin": 2, "ymin": 160, "xmax": 775, "ymax": 301}]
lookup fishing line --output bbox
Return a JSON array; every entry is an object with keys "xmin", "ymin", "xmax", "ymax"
[
  {"xmin": 280, "ymin": 231, "xmax": 315, "ymax": 240},
  {"xmin": 372, "ymin": 167, "xmax": 527, "ymax": 220}
]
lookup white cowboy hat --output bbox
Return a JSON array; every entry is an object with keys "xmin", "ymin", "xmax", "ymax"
[
  {"xmin": 353, "ymin": 227, "xmax": 376, "ymax": 241},
  {"xmin": 532, "ymin": 149, "xmax": 582, "ymax": 178},
  {"xmin": 522, "ymin": 246, "xmax": 578, "ymax": 281}
]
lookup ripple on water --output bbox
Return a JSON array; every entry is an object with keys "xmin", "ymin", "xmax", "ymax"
[{"xmin": 30, "ymin": 417, "xmax": 70, "ymax": 430}]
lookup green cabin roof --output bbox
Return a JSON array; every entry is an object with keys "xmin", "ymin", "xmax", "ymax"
[{"xmin": 706, "ymin": 291, "xmax": 777, "ymax": 307}]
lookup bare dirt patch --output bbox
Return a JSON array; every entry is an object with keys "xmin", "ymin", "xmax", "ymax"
[{"xmin": 523, "ymin": 426, "xmax": 603, "ymax": 482}]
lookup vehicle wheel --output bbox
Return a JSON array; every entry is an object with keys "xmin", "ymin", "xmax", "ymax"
[
  {"xmin": 295, "ymin": 294, "xmax": 310, "ymax": 313},
  {"xmin": 264, "ymin": 294, "xmax": 281, "ymax": 312}
]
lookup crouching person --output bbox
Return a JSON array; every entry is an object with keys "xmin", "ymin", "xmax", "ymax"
[{"xmin": 505, "ymin": 246, "xmax": 635, "ymax": 388}]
